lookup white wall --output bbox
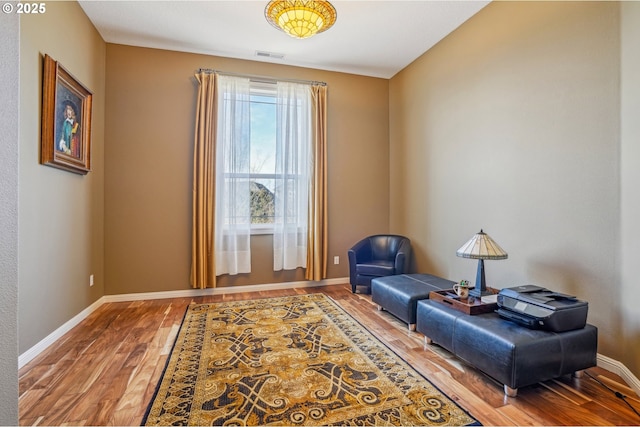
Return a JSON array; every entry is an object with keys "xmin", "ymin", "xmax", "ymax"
[
  {"xmin": 0, "ymin": 9, "xmax": 19, "ymax": 426},
  {"xmin": 620, "ymin": 1, "xmax": 640, "ymax": 376}
]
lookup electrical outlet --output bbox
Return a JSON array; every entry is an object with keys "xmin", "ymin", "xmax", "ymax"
[
  {"xmin": 89, "ymin": 274, "xmax": 94, "ymax": 287},
  {"xmin": 334, "ymin": 256, "xmax": 339, "ymax": 265}
]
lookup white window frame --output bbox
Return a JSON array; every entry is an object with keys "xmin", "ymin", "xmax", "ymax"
[{"xmin": 218, "ymin": 81, "xmax": 310, "ymax": 237}]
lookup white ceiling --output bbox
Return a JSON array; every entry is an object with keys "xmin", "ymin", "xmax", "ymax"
[{"xmin": 78, "ymin": 0, "xmax": 490, "ymax": 79}]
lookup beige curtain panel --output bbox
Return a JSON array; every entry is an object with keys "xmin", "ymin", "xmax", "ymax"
[
  {"xmin": 190, "ymin": 72, "xmax": 217, "ymax": 289},
  {"xmin": 306, "ymin": 85, "xmax": 328, "ymax": 281}
]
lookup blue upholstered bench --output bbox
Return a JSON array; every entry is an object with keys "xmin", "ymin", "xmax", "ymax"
[
  {"xmin": 416, "ymin": 299, "xmax": 598, "ymax": 397},
  {"xmin": 371, "ymin": 273, "xmax": 455, "ymax": 331}
]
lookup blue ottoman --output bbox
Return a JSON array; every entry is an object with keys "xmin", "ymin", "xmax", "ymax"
[
  {"xmin": 371, "ymin": 273, "xmax": 456, "ymax": 331},
  {"xmin": 416, "ymin": 299, "xmax": 598, "ymax": 397}
]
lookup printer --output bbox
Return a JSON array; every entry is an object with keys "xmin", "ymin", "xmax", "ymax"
[{"xmin": 496, "ymin": 284, "xmax": 588, "ymax": 332}]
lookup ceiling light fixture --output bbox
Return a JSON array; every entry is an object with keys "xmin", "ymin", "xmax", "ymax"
[{"xmin": 265, "ymin": 0, "xmax": 337, "ymax": 39}]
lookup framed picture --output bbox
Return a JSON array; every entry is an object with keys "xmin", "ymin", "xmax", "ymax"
[{"xmin": 41, "ymin": 54, "xmax": 93, "ymax": 174}]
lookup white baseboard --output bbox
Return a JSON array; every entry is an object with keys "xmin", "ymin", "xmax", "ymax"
[
  {"xmin": 18, "ymin": 278, "xmax": 640, "ymax": 399},
  {"xmin": 103, "ymin": 277, "xmax": 347, "ymax": 303},
  {"xmin": 18, "ymin": 278, "xmax": 347, "ymax": 369},
  {"xmin": 597, "ymin": 353, "xmax": 640, "ymax": 396},
  {"xmin": 18, "ymin": 297, "xmax": 105, "ymax": 369}
]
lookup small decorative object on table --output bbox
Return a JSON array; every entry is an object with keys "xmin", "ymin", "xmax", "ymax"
[{"xmin": 453, "ymin": 280, "xmax": 469, "ymax": 299}]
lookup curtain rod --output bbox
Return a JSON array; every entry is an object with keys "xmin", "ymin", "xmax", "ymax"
[{"xmin": 197, "ymin": 68, "xmax": 326, "ymax": 87}]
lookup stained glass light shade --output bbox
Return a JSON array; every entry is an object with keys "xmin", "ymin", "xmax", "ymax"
[
  {"xmin": 265, "ymin": 0, "xmax": 337, "ymax": 39},
  {"xmin": 456, "ymin": 229, "xmax": 508, "ymax": 260},
  {"xmin": 456, "ymin": 229, "xmax": 508, "ymax": 297}
]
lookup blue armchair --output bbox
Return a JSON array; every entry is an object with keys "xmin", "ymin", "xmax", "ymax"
[{"xmin": 348, "ymin": 234, "xmax": 411, "ymax": 293}]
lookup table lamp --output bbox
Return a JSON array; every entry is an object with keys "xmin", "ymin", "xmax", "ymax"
[{"xmin": 456, "ymin": 229, "xmax": 508, "ymax": 297}]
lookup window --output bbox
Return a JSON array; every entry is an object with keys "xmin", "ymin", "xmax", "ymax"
[
  {"xmin": 214, "ymin": 75, "xmax": 312, "ymax": 274},
  {"xmin": 219, "ymin": 81, "xmax": 310, "ymax": 234}
]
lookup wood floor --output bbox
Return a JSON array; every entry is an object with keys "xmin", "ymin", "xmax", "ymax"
[{"xmin": 18, "ymin": 284, "xmax": 640, "ymax": 426}]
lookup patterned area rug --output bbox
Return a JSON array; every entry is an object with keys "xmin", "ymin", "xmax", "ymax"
[{"xmin": 142, "ymin": 293, "xmax": 480, "ymax": 426}]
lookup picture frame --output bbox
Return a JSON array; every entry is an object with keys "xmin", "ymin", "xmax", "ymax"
[{"xmin": 41, "ymin": 54, "xmax": 93, "ymax": 175}]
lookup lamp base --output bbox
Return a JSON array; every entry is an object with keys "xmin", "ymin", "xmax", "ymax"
[
  {"xmin": 469, "ymin": 287, "xmax": 493, "ymax": 298},
  {"xmin": 469, "ymin": 258, "xmax": 491, "ymax": 298}
]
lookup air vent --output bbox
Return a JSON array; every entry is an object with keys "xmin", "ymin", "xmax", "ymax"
[{"xmin": 256, "ymin": 50, "xmax": 285, "ymax": 60}]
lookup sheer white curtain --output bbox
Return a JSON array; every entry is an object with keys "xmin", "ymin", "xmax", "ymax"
[
  {"xmin": 214, "ymin": 75, "xmax": 252, "ymax": 275},
  {"xmin": 273, "ymin": 82, "xmax": 312, "ymax": 271}
]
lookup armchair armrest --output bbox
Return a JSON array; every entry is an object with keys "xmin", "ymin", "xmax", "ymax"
[
  {"xmin": 348, "ymin": 237, "xmax": 372, "ymax": 284},
  {"xmin": 394, "ymin": 238, "xmax": 411, "ymax": 274}
]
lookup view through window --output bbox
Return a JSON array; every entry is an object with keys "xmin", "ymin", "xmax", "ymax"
[{"xmin": 249, "ymin": 83, "xmax": 277, "ymax": 226}]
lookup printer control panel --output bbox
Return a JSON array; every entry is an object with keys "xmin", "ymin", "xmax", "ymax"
[{"xmin": 512, "ymin": 300, "xmax": 553, "ymax": 318}]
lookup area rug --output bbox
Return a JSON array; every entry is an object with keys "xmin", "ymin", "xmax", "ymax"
[{"xmin": 142, "ymin": 293, "xmax": 480, "ymax": 426}]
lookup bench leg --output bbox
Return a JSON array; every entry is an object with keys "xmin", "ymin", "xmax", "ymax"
[
  {"xmin": 409, "ymin": 323, "xmax": 416, "ymax": 332},
  {"xmin": 504, "ymin": 385, "xmax": 518, "ymax": 397},
  {"xmin": 573, "ymin": 370, "xmax": 584, "ymax": 378},
  {"xmin": 423, "ymin": 336, "xmax": 433, "ymax": 347}
]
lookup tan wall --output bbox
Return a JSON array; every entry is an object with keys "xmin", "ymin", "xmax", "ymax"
[
  {"xmin": 104, "ymin": 45, "xmax": 389, "ymax": 295},
  {"xmin": 390, "ymin": 2, "xmax": 627, "ymax": 369},
  {"xmin": 19, "ymin": 1, "xmax": 106, "ymax": 353}
]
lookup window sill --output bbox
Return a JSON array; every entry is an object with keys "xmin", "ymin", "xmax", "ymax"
[{"xmin": 251, "ymin": 225, "xmax": 274, "ymax": 235}]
